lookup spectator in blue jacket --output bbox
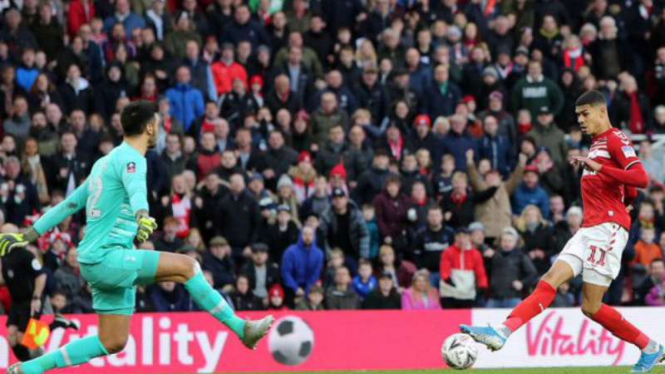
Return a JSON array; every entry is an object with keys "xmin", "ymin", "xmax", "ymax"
[
  {"xmin": 442, "ymin": 114, "xmax": 475, "ymax": 171},
  {"xmin": 512, "ymin": 165, "xmax": 550, "ymax": 218},
  {"xmin": 423, "ymin": 64, "xmax": 461, "ymax": 119},
  {"xmin": 352, "ymin": 259, "xmax": 377, "ymax": 300},
  {"xmin": 166, "ymin": 65, "xmax": 205, "ymax": 133},
  {"xmin": 477, "ymin": 115, "xmax": 513, "ymax": 177},
  {"xmin": 103, "ymin": 0, "xmax": 146, "ymax": 38},
  {"xmin": 16, "ymin": 48, "xmax": 39, "ymax": 92},
  {"xmin": 405, "ymin": 48, "xmax": 432, "ymax": 97},
  {"xmin": 281, "ymin": 225, "xmax": 324, "ymax": 305}
]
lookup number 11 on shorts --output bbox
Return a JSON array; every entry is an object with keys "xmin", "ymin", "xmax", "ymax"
[{"xmin": 587, "ymin": 245, "xmax": 607, "ymax": 267}]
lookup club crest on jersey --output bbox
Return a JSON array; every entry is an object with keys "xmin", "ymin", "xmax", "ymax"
[
  {"xmin": 127, "ymin": 162, "xmax": 136, "ymax": 174},
  {"xmin": 622, "ymin": 146, "xmax": 636, "ymax": 158}
]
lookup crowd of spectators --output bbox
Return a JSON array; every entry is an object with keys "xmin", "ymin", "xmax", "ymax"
[{"xmin": 1, "ymin": 0, "xmax": 665, "ymax": 313}]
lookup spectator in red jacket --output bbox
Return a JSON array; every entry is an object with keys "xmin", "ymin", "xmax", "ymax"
[
  {"xmin": 212, "ymin": 43, "xmax": 248, "ymax": 96},
  {"xmin": 440, "ymin": 227, "xmax": 488, "ymax": 309},
  {"xmin": 67, "ymin": 0, "xmax": 96, "ymax": 38}
]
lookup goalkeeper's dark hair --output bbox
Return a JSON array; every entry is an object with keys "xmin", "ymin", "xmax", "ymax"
[
  {"xmin": 121, "ymin": 100, "xmax": 158, "ymax": 137},
  {"xmin": 575, "ymin": 90, "xmax": 607, "ymax": 108}
]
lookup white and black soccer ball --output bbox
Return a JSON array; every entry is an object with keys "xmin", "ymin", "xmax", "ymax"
[
  {"xmin": 442, "ymin": 333, "xmax": 478, "ymax": 370},
  {"xmin": 268, "ymin": 316, "xmax": 315, "ymax": 366}
]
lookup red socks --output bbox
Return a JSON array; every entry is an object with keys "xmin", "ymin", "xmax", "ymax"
[
  {"xmin": 504, "ymin": 281, "xmax": 557, "ymax": 332},
  {"xmin": 590, "ymin": 304, "xmax": 650, "ymax": 349},
  {"xmin": 502, "ymin": 281, "xmax": 650, "ymax": 350}
]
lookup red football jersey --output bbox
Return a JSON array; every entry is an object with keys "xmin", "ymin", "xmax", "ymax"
[{"xmin": 581, "ymin": 128, "xmax": 641, "ymax": 229}]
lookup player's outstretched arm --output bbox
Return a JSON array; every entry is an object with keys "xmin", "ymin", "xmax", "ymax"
[
  {"xmin": 27, "ymin": 180, "xmax": 90, "ymax": 242},
  {"xmin": 0, "ymin": 180, "xmax": 89, "ymax": 256}
]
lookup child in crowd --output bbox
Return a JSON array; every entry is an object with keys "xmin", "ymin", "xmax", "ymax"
[
  {"xmin": 352, "ymin": 259, "xmax": 378, "ymax": 300},
  {"xmin": 267, "ymin": 284, "xmax": 289, "ymax": 310},
  {"xmin": 363, "ymin": 204, "xmax": 381, "ymax": 259},
  {"xmin": 295, "ymin": 285, "xmax": 325, "ymax": 311},
  {"xmin": 633, "ymin": 226, "xmax": 663, "ymax": 268},
  {"xmin": 326, "ymin": 248, "xmax": 346, "ymax": 286}
]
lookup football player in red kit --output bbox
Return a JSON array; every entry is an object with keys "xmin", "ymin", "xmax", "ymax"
[{"xmin": 461, "ymin": 90, "xmax": 663, "ymax": 373}]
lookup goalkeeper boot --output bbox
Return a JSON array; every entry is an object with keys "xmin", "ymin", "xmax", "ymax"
[
  {"xmin": 632, "ymin": 344, "xmax": 665, "ymax": 373},
  {"xmin": 7, "ymin": 363, "xmax": 23, "ymax": 374},
  {"xmin": 460, "ymin": 324, "xmax": 507, "ymax": 351},
  {"xmin": 241, "ymin": 315, "xmax": 274, "ymax": 350}
]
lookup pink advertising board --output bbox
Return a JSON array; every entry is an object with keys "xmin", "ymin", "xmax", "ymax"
[{"xmin": 0, "ymin": 310, "xmax": 469, "ymax": 372}]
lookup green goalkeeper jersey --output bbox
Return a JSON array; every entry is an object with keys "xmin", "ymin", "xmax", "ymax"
[{"xmin": 33, "ymin": 142, "xmax": 149, "ymax": 264}]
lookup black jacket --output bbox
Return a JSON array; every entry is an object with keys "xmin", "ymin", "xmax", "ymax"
[
  {"xmin": 59, "ymin": 78, "xmax": 95, "ymax": 114},
  {"xmin": 487, "ymin": 249, "xmax": 538, "ymax": 300},
  {"xmin": 94, "ymin": 76, "xmax": 129, "ymax": 120},
  {"xmin": 611, "ymin": 90, "xmax": 653, "ymax": 133},
  {"xmin": 413, "ymin": 225, "xmax": 456, "ymax": 272},
  {"xmin": 265, "ymin": 221, "xmax": 301, "ymax": 263},
  {"xmin": 319, "ymin": 201, "xmax": 370, "ymax": 258},
  {"xmin": 520, "ymin": 223, "xmax": 556, "ymax": 275},
  {"xmin": 159, "ymin": 152, "xmax": 187, "ymax": 188},
  {"xmin": 315, "ymin": 141, "xmax": 365, "ymax": 181},
  {"xmin": 240, "ymin": 261, "xmax": 281, "ymax": 297},
  {"xmin": 202, "ymin": 251, "xmax": 236, "ymax": 289},
  {"xmin": 45, "ymin": 152, "xmax": 90, "ymax": 194},
  {"xmin": 193, "ymin": 186, "xmax": 227, "ymax": 243},
  {"xmin": 354, "ymin": 81, "xmax": 389, "ymax": 124},
  {"xmin": 154, "ymin": 236, "xmax": 184, "ymax": 253},
  {"xmin": 220, "ymin": 91, "xmax": 260, "ymax": 127},
  {"xmin": 265, "ymin": 89, "xmax": 302, "ymax": 116},
  {"xmin": 422, "ymin": 81, "xmax": 461, "ymax": 119},
  {"xmin": 215, "ymin": 191, "xmax": 261, "ymax": 249},
  {"xmin": 362, "ymin": 289, "xmax": 401, "ymax": 310},
  {"xmin": 354, "ymin": 167, "xmax": 394, "ymax": 206},
  {"xmin": 256, "ymin": 146, "xmax": 299, "ymax": 181},
  {"xmin": 230, "ymin": 291, "xmax": 264, "ymax": 311}
]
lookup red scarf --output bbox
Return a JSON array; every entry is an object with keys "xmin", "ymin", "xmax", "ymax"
[
  {"xmin": 279, "ymin": 91, "xmax": 290, "ymax": 103},
  {"xmin": 518, "ymin": 122, "xmax": 533, "ymax": 134},
  {"xmin": 201, "ymin": 119, "xmax": 217, "ymax": 133},
  {"xmin": 163, "ymin": 117, "xmax": 172, "ymax": 134},
  {"xmin": 388, "ymin": 137, "xmax": 404, "ymax": 160},
  {"xmin": 140, "ymin": 94, "xmax": 158, "ymax": 102},
  {"xmin": 629, "ymin": 92, "xmax": 645, "ymax": 134},
  {"xmin": 451, "ymin": 190, "xmax": 467, "ymax": 207},
  {"xmin": 415, "ymin": 197, "xmax": 428, "ymax": 207}
]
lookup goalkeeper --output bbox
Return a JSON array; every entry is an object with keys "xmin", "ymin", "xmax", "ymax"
[{"xmin": 1, "ymin": 101, "xmax": 273, "ymax": 374}]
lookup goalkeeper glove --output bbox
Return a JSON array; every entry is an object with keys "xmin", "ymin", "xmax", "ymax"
[
  {"xmin": 136, "ymin": 216, "xmax": 158, "ymax": 243},
  {"xmin": 0, "ymin": 233, "xmax": 28, "ymax": 256}
]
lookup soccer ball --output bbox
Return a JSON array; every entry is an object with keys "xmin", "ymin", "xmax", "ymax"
[
  {"xmin": 268, "ymin": 316, "xmax": 315, "ymax": 366},
  {"xmin": 442, "ymin": 333, "xmax": 478, "ymax": 370}
]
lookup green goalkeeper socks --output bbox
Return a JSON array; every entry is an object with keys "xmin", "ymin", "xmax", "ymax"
[
  {"xmin": 185, "ymin": 270, "xmax": 246, "ymax": 338},
  {"xmin": 22, "ymin": 335, "xmax": 109, "ymax": 374}
]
